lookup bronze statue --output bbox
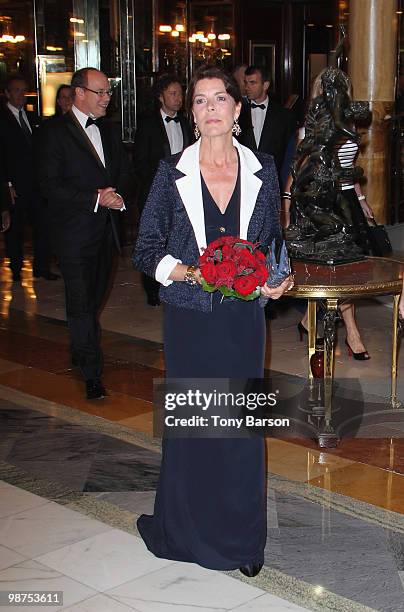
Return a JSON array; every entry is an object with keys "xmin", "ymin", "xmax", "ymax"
[{"xmin": 285, "ymin": 60, "xmax": 370, "ymax": 263}]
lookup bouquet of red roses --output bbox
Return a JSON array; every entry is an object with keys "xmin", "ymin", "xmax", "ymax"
[{"xmin": 198, "ymin": 236, "xmax": 268, "ymax": 301}]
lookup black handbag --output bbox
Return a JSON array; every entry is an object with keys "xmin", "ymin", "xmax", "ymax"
[{"xmin": 366, "ymin": 218, "xmax": 393, "ymax": 257}]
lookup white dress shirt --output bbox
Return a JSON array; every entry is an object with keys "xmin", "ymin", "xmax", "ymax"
[
  {"xmin": 160, "ymin": 109, "xmax": 183, "ymax": 154},
  {"xmin": 7, "ymin": 102, "xmax": 32, "ymax": 134},
  {"xmin": 72, "ymin": 105, "xmax": 124, "ymax": 212},
  {"xmin": 250, "ymin": 96, "xmax": 268, "ymax": 148},
  {"xmin": 72, "ymin": 104, "xmax": 105, "ymax": 166}
]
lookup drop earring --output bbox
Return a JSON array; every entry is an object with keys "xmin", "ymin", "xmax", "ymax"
[
  {"xmin": 194, "ymin": 123, "xmax": 200, "ymax": 139},
  {"xmin": 232, "ymin": 118, "xmax": 241, "ymax": 136}
]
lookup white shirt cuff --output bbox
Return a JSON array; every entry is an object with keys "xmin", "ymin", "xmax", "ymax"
[
  {"xmin": 116, "ymin": 193, "xmax": 126, "ymax": 211},
  {"xmin": 94, "ymin": 193, "xmax": 125, "ymax": 212},
  {"xmin": 155, "ymin": 255, "xmax": 182, "ymax": 286}
]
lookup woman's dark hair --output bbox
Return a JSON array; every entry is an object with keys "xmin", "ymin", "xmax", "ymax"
[
  {"xmin": 186, "ymin": 65, "xmax": 242, "ymax": 115},
  {"xmin": 55, "ymin": 84, "xmax": 72, "ymax": 115}
]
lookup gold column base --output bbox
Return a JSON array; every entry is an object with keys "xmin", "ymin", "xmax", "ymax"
[{"xmin": 391, "ymin": 294, "xmax": 402, "ymax": 409}]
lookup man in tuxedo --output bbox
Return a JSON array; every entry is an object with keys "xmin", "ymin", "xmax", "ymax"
[
  {"xmin": 0, "ymin": 75, "xmax": 57, "ymax": 281},
  {"xmin": 39, "ymin": 68, "xmax": 132, "ymax": 400},
  {"xmin": 0, "ymin": 179, "xmax": 11, "ymax": 232},
  {"xmin": 0, "ymin": 161, "xmax": 10, "ymax": 234},
  {"xmin": 238, "ymin": 65, "xmax": 296, "ymax": 178},
  {"xmin": 0, "ymin": 188, "xmax": 10, "ymax": 232},
  {"xmin": 133, "ymin": 74, "xmax": 192, "ymax": 306}
]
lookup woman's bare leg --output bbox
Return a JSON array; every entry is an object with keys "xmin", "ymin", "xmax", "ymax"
[{"xmin": 340, "ymin": 302, "xmax": 368, "ymax": 354}]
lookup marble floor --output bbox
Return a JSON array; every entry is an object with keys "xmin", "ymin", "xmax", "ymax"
[{"xmin": 0, "ymin": 252, "xmax": 404, "ymax": 611}]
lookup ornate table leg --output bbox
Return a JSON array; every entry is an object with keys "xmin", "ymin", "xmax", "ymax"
[
  {"xmin": 307, "ymin": 299, "xmax": 317, "ymax": 379},
  {"xmin": 318, "ymin": 298, "xmax": 339, "ymax": 448},
  {"xmin": 391, "ymin": 294, "xmax": 401, "ymax": 409}
]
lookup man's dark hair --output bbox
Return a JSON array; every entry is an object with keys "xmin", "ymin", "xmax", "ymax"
[
  {"xmin": 4, "ymin": 74, "xmax": 27, "ymax": 91},
  {"xmin": 154, "ymin": 74, "xmax": 182, "ymax": 104},
  {"xmin": 186, "ymin": 65, "xmax": 242, "ymax": 114},
  {"xmin": 70, "ymin": 68, "xmax": 99, "ymax": 96},
  {"xmin": 245, "ymin": 65, "xmax": 271, "ymax": 86}
]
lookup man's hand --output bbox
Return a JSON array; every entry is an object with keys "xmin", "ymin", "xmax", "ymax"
[
  {"xmin": 98, "ymin": 187, "xmax": 124, "ymax": 209},
  {"xmin": 260, "ymin": 275, "xmax": 294, "ymax": 300},
  {"xmin": 1, "ymin": 211, "xmax": 10, "ymax": 232}
]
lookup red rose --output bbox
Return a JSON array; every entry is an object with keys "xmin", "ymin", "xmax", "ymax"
[
  {"xmin": 222, "ymin": 236, "xmax": 238, "ymax": 245},
  {"xmin": 233, "ymin": 274, "xmax": 259, "ymax": 296},
  {"xmin": 209, "ymin": 236, "xmax": 235, "ymax": 251},
  {"xmin": 236, "ymin": 249, "xmax": 257, "ymax": 270},
  {"xmin": 255, "ymin": 249, "xmax": 266, "ymax": 263},
  {"xmin": 199, "ymin": 250, "xmax": 209, "ymax": 265},
  {"xmin": 200, "ymin": 262, "xmax": 217, "ymax": 284},
  {"xmin": 207, "ymin": 238, "xmax": 223, "ymax": 250},
  {"xmin": 253, "ymin": 265, "xmax": 268, "ymax": 286},
  {"xmin": 215, "ymin": 260, "xmax": 237, "ymax": 287},
  {"xmin": 221, "ymin": 244, "xmax": 233, "ymax": 260}
]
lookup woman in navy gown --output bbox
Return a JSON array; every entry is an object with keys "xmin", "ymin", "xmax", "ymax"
[{"xmin": 133, "ymin": 66, "xmax": 293, "ymax": 577}]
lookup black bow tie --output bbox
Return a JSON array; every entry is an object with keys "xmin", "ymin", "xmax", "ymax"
[
  {"xmin": 85, "ymin": 117, "xmax": 102, "ymax": 128},
  {"xmin": 165, "ymin": 115, "xmax": 180, "ymax": 123},
  {"xmin": 251, "ymin": 103, "xmax": 266, "ymax": 110}
]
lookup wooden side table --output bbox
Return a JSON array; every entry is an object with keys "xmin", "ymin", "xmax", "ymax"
[{"xmin": 288, "ymin": 257, "xmax": 403, "ymax": 446}]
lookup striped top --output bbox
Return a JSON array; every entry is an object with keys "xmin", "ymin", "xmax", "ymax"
[
  {"xmin": 299, "ymin": 127, "xmax": 358, "ymax": 190},
  {"xmin": 337, "ymin": 139, "xmax": 358, "ymax": 190}
]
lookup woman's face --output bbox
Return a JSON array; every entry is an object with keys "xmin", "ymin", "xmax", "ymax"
[
  {"xmin": 192, "ymin": 78, "xmax": 240, "ymax": 139},
  {"xmin": 57, "ymin": 88, "xmax": 73, "ymax": 114}
]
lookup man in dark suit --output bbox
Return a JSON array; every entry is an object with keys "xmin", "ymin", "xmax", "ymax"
[
  {"xmin": 133, "ymin": 74, "xmax": 192, "ymax": 306},
  {"xmin": 238, "ymin": 65, "xmax": 296, "ymax": 178},
  {"xmin": 0, "ymin": 75, "xmax": 57, "ymax": 281},
  {"xmin": 39, "ymin": 68, "xmax": 132, "ymax": 400},
  {"xmin": 0, "ymin": 188, "xmax": 10, "ymax": 232},
  {"xmin": 0, "ymin": 147, "xmax": 11, "ymax": 232},
  {"xmin": 0, "ymin": 162, "xmax": 11, "ymax": 234}
]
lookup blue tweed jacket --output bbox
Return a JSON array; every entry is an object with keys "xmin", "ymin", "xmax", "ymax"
[{"xmin": 133, "ymin": 138, "xmax": 282, "ymax": 312}]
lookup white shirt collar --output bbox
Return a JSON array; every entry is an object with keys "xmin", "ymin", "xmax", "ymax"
[
  {"xmin": 72, "ymin": 104, "xmax": 93, "ymax": 129},
  {"xmin": 160, "ymin": 109, "xmax": 178, "ymax": 122},
  {"xmin": 7, "ymin": 102, "xmax": 25, "ymax": 119},
  {"xmin": 250, "ymin": 96, "xmax": 269, "ymax": 109}
]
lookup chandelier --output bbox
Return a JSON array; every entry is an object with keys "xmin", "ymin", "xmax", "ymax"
[{"xmin": 0, "ymin": 16, "xmax": 25, "ymax": 44}]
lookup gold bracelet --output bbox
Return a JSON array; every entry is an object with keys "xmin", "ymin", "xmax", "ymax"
[{"xmin": 184, "ymin": 265, "xmax": 198, "ymax": 286}]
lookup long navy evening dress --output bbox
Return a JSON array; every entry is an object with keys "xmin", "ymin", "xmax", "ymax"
[{"xmin": 137, "ymin": 161, "xmax": 267, "ymax": 570}]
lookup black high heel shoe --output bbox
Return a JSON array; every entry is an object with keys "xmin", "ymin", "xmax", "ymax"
[
  {"xmin": 345, "ymin": 339, "xmax": 370, "ymax": 361},
  {"xmin": 298, "ymin": 322, "xmax": 324, "ymax": 344},
  {"xmin": 239, "ymin": 562, "xmax": 263, "ymax": 578}
]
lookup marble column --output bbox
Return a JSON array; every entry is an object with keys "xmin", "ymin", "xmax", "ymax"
[{"xmin": 348, "ymin": 0, "xmax": 398, "ymax": 223}]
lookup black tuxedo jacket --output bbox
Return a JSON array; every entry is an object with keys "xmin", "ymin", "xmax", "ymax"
[
  {"xmin": 38, "ymin": 110, "xmax": 132, "ymax": 257},
  {"xmin": 238, "ymin": 99, "xmax": 296, "ymax": 175},
  {"xmin": 133, "ymin": 110, "xmax": 192, "ymax": 210},
  {"xmin": 0, "ymin": 105, "xmax": 41, "ymax": 197},
  {"xmin": 0, "ymin": 152, "xmax": 10, "ymax": 213}
]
